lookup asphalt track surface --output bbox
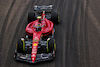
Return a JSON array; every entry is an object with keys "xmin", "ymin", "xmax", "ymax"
[{"xmin": 0, "ymin": 0, "xmax": 100, "ymax": 67}]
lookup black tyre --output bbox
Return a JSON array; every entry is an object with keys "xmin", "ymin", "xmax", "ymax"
[
  {"xmin": 28, "ymin": 12, "xmax": 35, "ymax": 23},
  {"xmin": 51, "ymin": 12, "xmax": 59, "ymax": 24},
  {"xmin": 16, "ymin": 39, "xmax": 25, "ymax": 53},
  {"xmin": 48, "ymin": 38, "xmax": 54, "ymax": 52}
]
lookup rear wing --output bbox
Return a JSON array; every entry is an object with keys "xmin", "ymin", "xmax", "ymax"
[{"xmin": 34, "ymin": 5, "xmax": 53, "ymax": 12}]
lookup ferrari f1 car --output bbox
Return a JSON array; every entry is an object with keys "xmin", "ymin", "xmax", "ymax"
[{"xmin": 14, "ymin": 5, "xmax": 59, "ymax": 63}]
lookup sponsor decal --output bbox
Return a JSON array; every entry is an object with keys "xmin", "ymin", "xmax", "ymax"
[
  {"xmin": 33, "ymin": 43, "xmax": 37, "ymax": 46},
  {"xmin": 33, "ymin": 39, "xmax": 39, "ymax": 42},
  {"xmin": 33, "ymin": 47, "xmax": 36, "ymax": 48},
  {"xmin": 32, "ymin": 52, "xmax": 36, "ymax": 53},
  {"xmin": 32, "ymin": 49, "xmax": 37, "ymax": 53},
  {"xmin": 31, "ymin": 54, "xmax": 36, "ymax": 57},
  {"xmin": 32, "ymin": 58, "xmax": 34, "ymax": 60}
]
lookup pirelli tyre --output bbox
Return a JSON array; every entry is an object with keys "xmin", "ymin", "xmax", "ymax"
[
  {"xmin": 47, "ymin": 38, "xmax": 56, "ymax": 52},
  {"xmin": 51, "ymin": 12, "xmax": 60, "ymax": 24},
  {"xmin": 28, "ymin": 12, "xmax": 35, "ymax": 23},
  {"xmin": 16, "ymin": 39, "xmax": 25, "ymax": 53}
]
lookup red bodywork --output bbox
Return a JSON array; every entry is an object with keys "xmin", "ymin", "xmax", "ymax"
[{"xmin": 26, "ymin": 15, "xmax": 54, "ymax": 62}]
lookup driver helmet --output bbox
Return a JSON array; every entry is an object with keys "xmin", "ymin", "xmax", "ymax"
[
  {"xmin": 38, "ymin": 24, "xmax": 41, "ymax": 26},
  {"xmin": 36, "ymin": 24, "xmax": 41, "ymax": 31}
]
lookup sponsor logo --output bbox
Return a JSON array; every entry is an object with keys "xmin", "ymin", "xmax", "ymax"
[
  {"xmin": 33, "ymin": 39, "xmax": 39, "ymax": 42},
  {"xmin": 32, "ymin": 58, "xmax": 34, "ymax": 60},
  {"xmin": 32, "ymin": 51, "xmax": 36, "ymax": 53},
  {"xmin": 31, "ymin": 54, "xmax": 36, "ymax": 57},
  {"xmin": 32, "ymin": 48, "xmax": 37, "ymax": 52},
  {"xmin": 33, "ymin": 47, "xmax": 36, "ymax": 48},
  {"xmin": 33, "ymin": 43, "xmax": 37, "ymax": 46}
]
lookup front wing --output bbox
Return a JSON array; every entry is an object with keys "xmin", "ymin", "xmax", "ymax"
[{"xmin": 14, "ymin": 51, "xmax": 55, "ymax": 63}]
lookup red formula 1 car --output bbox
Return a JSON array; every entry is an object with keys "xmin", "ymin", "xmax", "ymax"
[{"xmin": 14, "ymin": 5, "xmax": 59, "ymax": 63}]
